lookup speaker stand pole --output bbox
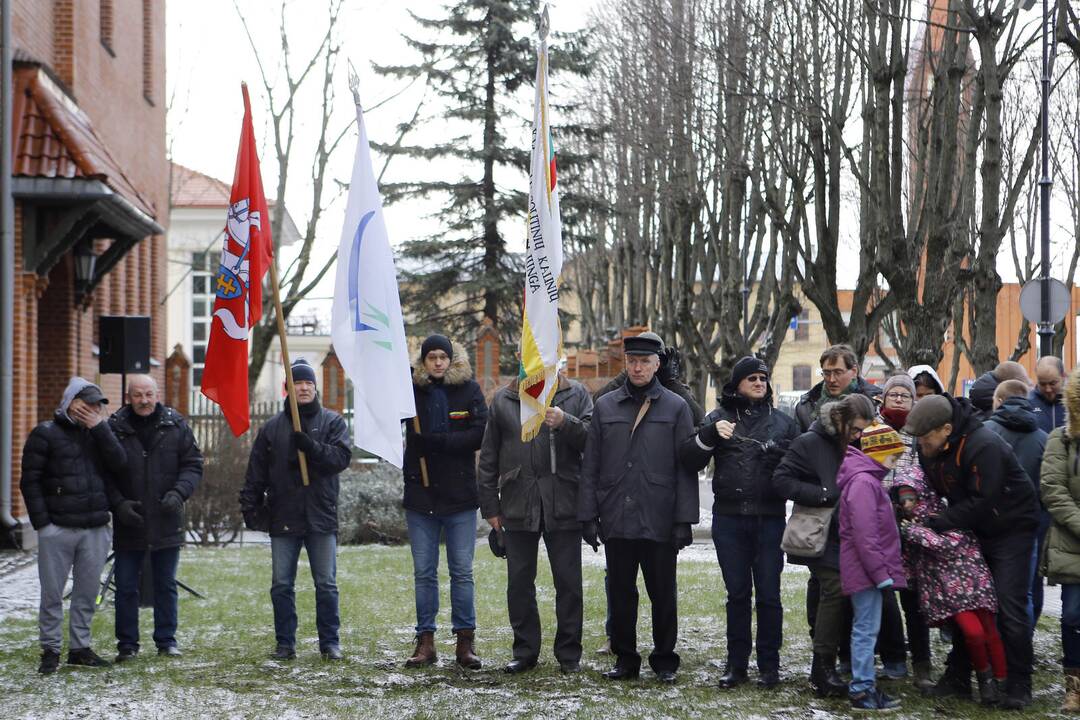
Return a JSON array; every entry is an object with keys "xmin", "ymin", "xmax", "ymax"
[{"xmin": 120, "ymin": 370, "xmax": 126, "ymax": 406}]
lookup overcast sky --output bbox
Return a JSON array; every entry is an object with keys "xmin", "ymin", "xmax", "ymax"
[{"xmin": 166, "ymin": 1, "xmax": 1075, "ymax": 326}]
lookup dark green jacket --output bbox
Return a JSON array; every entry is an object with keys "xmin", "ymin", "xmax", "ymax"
[
  {"xmin": 477, "ymin": 377, "xmax": 593, "ymax": 532},
  {"xmin": 1042, "ymin": 427, "xmax": 1080, "ymax": 584}
]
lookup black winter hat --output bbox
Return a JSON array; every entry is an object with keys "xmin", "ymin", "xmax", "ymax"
[
  {"xmin": 291, "ymin": 358, "xmax": 317, "ymax": 385},
  {"xmin": 421, "ymin": 334, "xmax": 454, "ymax": 361},
  {"xmin": 730, "ymin": 356, "xmax": 769, "ymax": 387},
  {"xmin": 623, "ymin": 335, "xmax": 662, "ymax": 356}
]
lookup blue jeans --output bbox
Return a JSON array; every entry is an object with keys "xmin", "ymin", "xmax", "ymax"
[
  {"xmin": 114, "ymin": 547, "xmax": 180, "ymax": 651},
  {"xmin": 270, "ymin": 533, "xmax": 339, "ymax": 649},
  {"xmin": 850, "ymin": 588, "xmax": 883, "ymax": 695},
  {"xmin": 1061, "ymin": 584, "xmax": 1080, "ymax": 669},
  {"xmin": 406, "ymin": 509, "xmax": 477, "ymax": 633},
  {"xmin": 711, "ymin": 514, "xmax": 785, "ymax": 672}
]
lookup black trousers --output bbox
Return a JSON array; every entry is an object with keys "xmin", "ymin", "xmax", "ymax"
[
  {"xmin": 503, "ymin": 527, "xmax": 583, "ymax": 664},
  {"xmin": 606, "ymin": 538, "xmax": 679, "ymax": 673},
  {"xmin": 944, "ymin": 530, "xmax": 1035, "ymax": 690}
]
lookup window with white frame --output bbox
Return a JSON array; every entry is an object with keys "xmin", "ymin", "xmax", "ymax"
[{"xmin": 190, "ymin": 250, "xmax": 220, "ymax": 387}]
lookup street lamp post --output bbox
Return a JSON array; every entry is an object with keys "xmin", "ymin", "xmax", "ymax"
[{"xmin": 1027, "ymin": 0, "xmax": 1056, "ymax": 356}]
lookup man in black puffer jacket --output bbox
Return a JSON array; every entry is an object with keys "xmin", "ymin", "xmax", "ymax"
[
  {"xmin": 905, "ymin": 394, "xmax": 1039, "ymax": 709},
  {"xmin": 108, "ymin": 374, "xmax": 203, "ymax": 662},
  {"xmin": 240, "ymin": 358, "xmax": 352, "ymax": 661},
  {"xmin": 681, "ymin": 356, "xmax": 798, "ymax": 690},
  {"xmin": 21, "ymin": 378, "xmax": 127, "ymax": 674},
  {"xmin": 401, "ymin": 335, "xmax": 488, "ymax": 670}
]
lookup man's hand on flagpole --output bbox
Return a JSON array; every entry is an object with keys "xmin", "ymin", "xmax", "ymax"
[{"xmin": 543, "ymin": 406, "xmax": 565, "ymax": 429}]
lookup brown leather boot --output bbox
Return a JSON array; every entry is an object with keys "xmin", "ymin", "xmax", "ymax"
[
  {"xmin": 1063, "ymin": 668, "xmax": 1080, "ymax": 712},
  {"xmin": 404, "ymin": 631, "xmax": 436, "ymax": 668},
  {"xmin": 454, "ymin": 629, "xmax": 481, "ymax": 670}
]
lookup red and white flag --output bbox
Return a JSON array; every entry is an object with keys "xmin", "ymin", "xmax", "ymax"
[{"xmin": 200, "ymin": 83, "xmax": 273, "ymax": 436}]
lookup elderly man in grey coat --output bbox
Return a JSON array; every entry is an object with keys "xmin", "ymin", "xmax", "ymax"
[
  {"xmin": 578, "ymin": 334, "xmax": 699, "ymax": 684},
  {"xmin": 477, "ymin": 374, "xmax": 594, "ymax": 675}
]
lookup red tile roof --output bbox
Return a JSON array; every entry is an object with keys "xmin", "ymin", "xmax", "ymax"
[
  {"xmin": 12, "ymin": 64, "xmax": 157, "ymax": 219},
  {"xmin": 170, "ymin": 162, "xmax": 232, "ymax": 208}
]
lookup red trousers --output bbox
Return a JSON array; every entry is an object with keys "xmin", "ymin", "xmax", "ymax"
[{"xmin": 952, "ymin": 608, "xmax": 1006, "ymax": 679}]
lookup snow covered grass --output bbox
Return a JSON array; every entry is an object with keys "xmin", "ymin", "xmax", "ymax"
[{"xmin": 0, "ymin": 543, "xmax": 1067, "ymax": 718}]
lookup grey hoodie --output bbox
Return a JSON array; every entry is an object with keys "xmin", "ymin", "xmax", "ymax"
[{"xmin": 58, "ymin": 377, "xmax": 105, "ymax": 422}]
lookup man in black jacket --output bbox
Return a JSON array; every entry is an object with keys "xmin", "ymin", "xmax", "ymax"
[
  {"xmin": 594, "ymin": 331, "xmax": 705, "ymax": 425},
  {"xmin": 21, "ymin": 378, "xmax": 127, "ymax": 674},
  {"xmin": 986, "ymin": 380, "xmax": 1049, "ymax": 625},
  {"xmin": 579, "ymin": 334, "xmax": 698, "ymax": 683},
  {"xmin": 477, "ymin": 374, "xmax": 593, "ymax": 674},
  {"xmin": 240, "ymin": 358, "xmax": 352, "ymax": 661},
  {"xmin": 905, "ymin": 394, "xmax": 1039, "ymax": 709},
  {"xmin": 401, "ymin": 335, "xmax": 488, "ymax": 670},
  {"xmin": 108, "ymin": 375, "xmax": 203, "ymax": 661},
  {"xmin": 681, "ymin": 356, "xmax": 798, "ymax": 689},
  {"xmin": 793, "ymin": 344, "xmax": 881, "ymax": 433}
]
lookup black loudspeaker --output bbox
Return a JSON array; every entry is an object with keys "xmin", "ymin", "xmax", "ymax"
[{"xmin": 99, "ymin": 316, "xmax": 151, "ymax": 374}]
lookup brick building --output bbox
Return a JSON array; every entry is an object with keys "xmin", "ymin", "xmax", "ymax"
[{"xmin": 1, "ymin": 0, "xmax": 167, "ymax": 546}]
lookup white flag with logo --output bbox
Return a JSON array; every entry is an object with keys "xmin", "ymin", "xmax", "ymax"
[{"xmin": 331, "ymin": 84, "xmax": 415, "ymax": 467}]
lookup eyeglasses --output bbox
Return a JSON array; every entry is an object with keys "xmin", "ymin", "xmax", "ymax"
[
  {"xmin": 744, "ymin": 375, "xmax": 768, "ymax": 383},
  {"xmin": 885, "ymin": 392, "xmax": 913, "ymax": 401},
  {"xmin": 821, "ymin": 368, "xmax": 853, "ymax": 379}
]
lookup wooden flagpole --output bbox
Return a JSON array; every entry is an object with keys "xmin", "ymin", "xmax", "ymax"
[{"xmin": 268, "ymin": 260, "xmax": 310, "ymax": 486}]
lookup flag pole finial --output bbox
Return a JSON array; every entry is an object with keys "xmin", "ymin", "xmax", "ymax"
[
  {"xmin": 347, "ymin": 60, "xmax": 361, "ymax": 107},
  {"xmin": 538, "ymin": 5, "xmax": 550, "ymax": 41}
]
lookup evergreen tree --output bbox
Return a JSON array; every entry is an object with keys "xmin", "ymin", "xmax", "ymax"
[{"xmin": 373, "ymin": 0, "xmax": 593, "ymax": 366}]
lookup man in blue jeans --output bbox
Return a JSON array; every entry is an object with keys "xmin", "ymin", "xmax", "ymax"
[
  {"xmin": 240, "ymin": 358, "xmax": 352, "ymax": 660},
  {"xmin": 681, "ymin": 356, "xmax": 799, "ymax": 689},
  {"xmin": 402, "ymin": 335, "xmax": 488, "ymax": 669},
  {"xmin": 108, "ymin": 375, "xmax": 203, "ymax": 661}
]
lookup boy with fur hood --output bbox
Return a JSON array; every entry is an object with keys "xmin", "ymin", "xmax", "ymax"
[{"xmin": 402, "ymin": 335, "xmax": 488, "ymax": 670}]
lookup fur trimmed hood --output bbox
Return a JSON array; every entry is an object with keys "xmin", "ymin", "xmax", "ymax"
[
  {"xmin": 1066, "ymin": 367, "xmax": 1080, "ymax": 439},
  {"xmin": 412, "ymin": 341, "xmax": 473, "ymax": 387}
]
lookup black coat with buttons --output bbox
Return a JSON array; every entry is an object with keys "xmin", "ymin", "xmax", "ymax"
[
  {"xmin": 20, "ymin": 412, "xmax": 127, "ymax": 530},
  {"xmin": 680, "ymin": 384, "xmax": 799, "ymax": 518},
  {"xmin": 578, "ymin": 378, "xmax": 699, "ymax": 543},
  {"xmin": 109, "ymin": 404, "xmax": 204, "ymax": 551},
  {"xmin": 239, "ymin": 399, "xmax": 352, "ymax": 537}
]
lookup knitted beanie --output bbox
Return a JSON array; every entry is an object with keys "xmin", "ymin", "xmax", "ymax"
[{"xmin": 860, "ymin": 423, "xmax": 905, "ymax": 464}]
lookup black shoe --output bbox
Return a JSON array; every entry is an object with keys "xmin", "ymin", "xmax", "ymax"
[
  {"xmin": 560, "ymin": 661, "xmax": 581, "ymax": 674},
  {"xmin": 810, "ymin": 654, "xmax": 847, "ymax": 698},
  {"xmin": 757, "ymin": 669, "xmax": 781, "ymax": 689},
  {"xmin": 976, "ymin": 669, "xmax": 999, "ymax": 705},
  {"xmin": 321, "ymin": 645, "xmax": 343, "ymax": 661},
  {"xmin": 503, "ymin": 658, "xmax": 538, "ymax": 674},
  {"xmin": 67, "ymin": 648, "xmax": 109, "ymax": 668},
  {"xmin": 38, "ymin": 649, "xmax": 60, "ymax": 675},
  {"xmin": 1000, "ymin": 685, "xmax": 1032, "ymax": 711},
  {"xmin": 717, "ymin": 668, "xmax": 749, "ymax": 689},
  {"xmin": 656, "ymin": 670, "xmax": 677, "ymax": 684},
  {"xmin": 924, "ymin": 673, "xmax": 970, "ymax": 700},
  {"xmin": 602, "ymin": 666, "xmax": 640, "ymax": 680},
  {"xmin": 271, "ymin": 645, "xmax": 296, "ymax": 660},
  {"xmin": 157, "ymin": 646, "xmax": 182, "ymax": 658},
  {"xmin": 116, "ymin": 647, "xmax": 139, "ymax": 663}
]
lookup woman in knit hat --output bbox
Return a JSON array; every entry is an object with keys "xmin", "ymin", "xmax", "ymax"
[{"xmin": 836, "ymin": 422, "xmax": 908, "ymax": 711}]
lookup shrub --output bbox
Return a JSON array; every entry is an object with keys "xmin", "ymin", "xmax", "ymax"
[{"xmin": 337, "ymin": 462, "xmax": 407, "ymax": 545}]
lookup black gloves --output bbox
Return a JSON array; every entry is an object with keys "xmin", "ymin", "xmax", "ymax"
[
  {"xmin": 926, "ymin": 514, "xmax": 950, "ymax": 532},
  {"xmin": 115, "ymin": 500, "xmax": 144, "ymax": 529},
  {"xmin": 671, "ymin": 522, "xmax": 693, "ymax": 550},
  {"xmin": 657, "ymin": 346, "xmax": 682, "ymax": 384},
  {"xmin": 488, "ymin": 527, "xmax": 507, "ymax": 558},
  {"xmin": 291, "ymin": 430, "xmax": 316, "ymax": 454},
  {"xmin": 582, "ymin": 519, "xmax": 600, "ymax": 552},
  {"xmin": 243, "ymin": 506, "xmax": 270, "ymax": 533},
  {"xmin": 161, "ymin": 490, "xmax": 184, "ymax": 514}
]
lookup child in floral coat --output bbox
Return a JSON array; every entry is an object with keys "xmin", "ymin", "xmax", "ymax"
[{"xmin": 893, "ymin": 462, "xmax": 1004, "ymax": 705}]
